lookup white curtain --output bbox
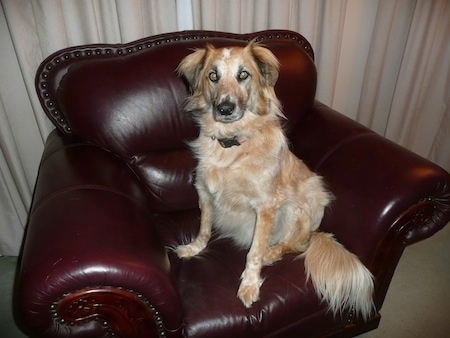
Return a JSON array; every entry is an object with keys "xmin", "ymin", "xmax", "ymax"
[{"xmin": 0, "ymin": 0, "xmax": 448, "ymax": 255}]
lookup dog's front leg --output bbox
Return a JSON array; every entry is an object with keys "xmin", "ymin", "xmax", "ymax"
[
  {"xmin": 176, "ymin": 190, "xmax": 213, "ymax": 258},
  {"xmin": 238, "ymin": 206, "xmax": 275, "ymax": 307}
]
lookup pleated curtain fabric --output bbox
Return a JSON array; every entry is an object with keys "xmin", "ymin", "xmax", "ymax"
[{"xmin": 0, "ymin": 0, "xmax": 448, "ymax": 255}]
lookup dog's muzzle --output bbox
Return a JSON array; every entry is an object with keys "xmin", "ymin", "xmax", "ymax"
[{"xmin": 215, "ymin": 100, "xmax": 243, "ymax": 123}]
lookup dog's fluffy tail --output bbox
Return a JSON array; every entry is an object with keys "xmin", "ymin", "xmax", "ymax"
[{"xmin": 302, "ymin": 232, "xmax": 375, "ymax": 321}]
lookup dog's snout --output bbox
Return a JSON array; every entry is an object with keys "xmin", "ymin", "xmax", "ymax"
[{"xmin": 217, "ymin": 101, "xmax": 236, "ymax": 116}]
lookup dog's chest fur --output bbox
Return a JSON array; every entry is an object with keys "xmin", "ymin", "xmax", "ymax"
[{"xmin": 193, "ymin": 130, "xmax": 290, "ymax": 247}]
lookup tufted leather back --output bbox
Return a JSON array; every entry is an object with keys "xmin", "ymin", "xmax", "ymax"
[{"xmin": 36, "ymin": 30, "xmax": 317, "ymax": 212}]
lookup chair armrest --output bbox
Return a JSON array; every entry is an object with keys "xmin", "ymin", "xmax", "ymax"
[
  {"xmin": 291, "ymin": 101, "xmax": 450, "ymax": 307},
  {"xmin": 18, "ymin": 130, "xmax": 182, "ymax": 338}
]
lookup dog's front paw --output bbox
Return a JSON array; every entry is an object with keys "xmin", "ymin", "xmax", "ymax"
[
  {"xmin": 237, "ymin": 280, "xmax": 261, "ymax": 307},
  {"xmin": 176, "ymin": 243, "xmax": 203, "ymax": 258},
  {"xmin": 237, "ymin": 272, "xmax": 263, "ymax": 307}
]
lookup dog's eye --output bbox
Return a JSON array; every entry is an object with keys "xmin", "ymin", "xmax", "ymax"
[
  {"xmin": 208, "ymin": 71, "xmax": 219, "ymax": 82},
  {"xmin": 238, "ymin": 71, "xmax": 250, "ymax": 81}
]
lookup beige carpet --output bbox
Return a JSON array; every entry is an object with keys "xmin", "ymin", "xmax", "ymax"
[{"xmin": 361, "ymin": 223, "xmax": 450, "ymax": 337}]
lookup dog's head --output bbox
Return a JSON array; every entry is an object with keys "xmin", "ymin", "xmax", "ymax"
[{"xmin": 177, "ymin": 42, "xmax": 281, "ymax": 125}]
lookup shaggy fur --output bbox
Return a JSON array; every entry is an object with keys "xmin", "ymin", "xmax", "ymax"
[{"xmin": 176, "ymin": 42, "xmax": 374, "ymax": 320}]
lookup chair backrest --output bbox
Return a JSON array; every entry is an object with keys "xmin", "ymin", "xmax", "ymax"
[{"xmin": 36, "ymin": 30, "xmax": 317, "ymax": 212}]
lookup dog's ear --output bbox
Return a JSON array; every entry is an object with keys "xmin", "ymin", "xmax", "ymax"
[
  {"xmin": 246, "ymin": 41, "xmax": 280, "ymax": 86},
  {"xmin": 177, "ymin": 45, "xmax": 213, "ymax": 91}
]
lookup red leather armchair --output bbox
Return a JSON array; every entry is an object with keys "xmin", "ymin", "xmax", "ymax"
[{"xmin": 17, "ymin": 30, "xmax": 450, "ymax": 337}]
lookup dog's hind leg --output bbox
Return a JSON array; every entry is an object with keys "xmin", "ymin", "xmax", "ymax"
[
  {"xmin": 176, "ymin": 190, "xmax": 213, "ymax": 258},
  {"xmin": 262, "ymin": 206, "xmax": 314, "ymax": 265},
  {"xmin": 238, "ymin": 205, "xmax": 276, "ymax": 307},
  {"xmin": 262, "ymin": 242, "xmax": 292, "ymax": 266}
]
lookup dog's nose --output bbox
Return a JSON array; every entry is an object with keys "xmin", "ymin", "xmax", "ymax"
[{"xmin": 217, "ymin": 101, "xmax": 236, "ymax": 116}]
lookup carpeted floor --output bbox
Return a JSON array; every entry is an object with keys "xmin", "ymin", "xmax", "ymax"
[
  {"xmin": 361, "ymin": 223, "xmax": 450, "ymax": 338},
  {"xmin": 1, "ymin": 224, "xmax": 449, "ymax": 337},
  {"xmin": 0, "ymin": 255, "xmax": 25, "ymax": 337}
]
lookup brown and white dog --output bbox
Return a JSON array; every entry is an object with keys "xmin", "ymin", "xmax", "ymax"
[{"xmin": 176, "ymin": 42, "xmax": 374, "ymax": 320}]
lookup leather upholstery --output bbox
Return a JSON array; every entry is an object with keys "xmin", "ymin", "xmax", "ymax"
[{"xmin": 18, "ymin": 30, "xmax": 450, "ymax": 337}]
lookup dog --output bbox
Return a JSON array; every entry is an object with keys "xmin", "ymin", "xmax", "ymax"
[{"xmin": 176, "ymin": 41, "xmax": 374, "ymax": 320}]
